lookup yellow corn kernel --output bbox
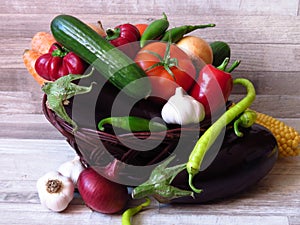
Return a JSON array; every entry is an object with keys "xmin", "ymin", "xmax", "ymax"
[{"xmin": 255, "ymin": 112, "xmax": 300, "ymax": 158}]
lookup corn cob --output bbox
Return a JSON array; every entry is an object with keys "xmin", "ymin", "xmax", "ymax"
[{"xmin": 255, "ymin": 111, "xmax": 300, "ymax": 157}]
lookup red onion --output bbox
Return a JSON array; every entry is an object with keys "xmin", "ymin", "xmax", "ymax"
[{"xmin": 77, "ymin": 167, "xmax": 129, "ymax": 214}]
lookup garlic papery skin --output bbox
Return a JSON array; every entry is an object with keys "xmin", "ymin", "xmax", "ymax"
[
  {"xmin": 58, "ymin": 156, "xmax": 85, "ymax": 185},
  {"xmin": 36, "ymin": 171, "xmax": 74, "ymax": 212},
  {"xmin": 161, "ymin": 87, "xmax": 205, "ymax": 125}
]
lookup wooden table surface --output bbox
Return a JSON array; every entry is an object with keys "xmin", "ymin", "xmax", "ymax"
[{"xmin": 1, "ymin": 1, "xmax": 300, "ymax": 224}]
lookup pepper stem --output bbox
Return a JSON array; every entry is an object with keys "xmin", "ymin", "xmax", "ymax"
[
  {"xmin": 217, "ymin": 57, "xmax": 230, "ymax": 71},
  {"xmin": 186, "ymin": 24, "xmax": 216, "ymax": 33},
  {"xmin": 226, "ymin": 60, "xmax": 241, "ymax": 73},
  {"xmin": 51, "ymin": 48, "xmax": 67, "ymax": 57},
  {"xmin": 106, "ymin": 28, "xmax": 121, "ymax": 41},
  {"xmin": 162, "ymin": 12, "xmax": 168, "ymax": 20}
]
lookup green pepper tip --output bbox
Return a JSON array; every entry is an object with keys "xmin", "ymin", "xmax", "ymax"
[
  {"xmin": 234, "ymin": 119, "xmax": 244, "ymax": 137},
  {"xmin": 162, "ymin": 12, "xmax": 168, "ymax": 20},
  {"xmin": 188, "ymin": 173, "xmax": 202, "ymax": 194},
  {"xmin": 98, "ymin": 126, "xmax": 105, "ymax": 131}
]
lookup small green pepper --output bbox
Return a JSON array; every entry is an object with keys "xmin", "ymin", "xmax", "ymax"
[
  {"xmin": 234, "ymin": 109, "xmax": 257, "ymax": 137},
  {"xmin": 122, "ymin": 198, "xmax": 151, "ymax": 225},
  {"xmin": 140, "ymin": 12, "xmax": 169, "ymax": 48},
  {"xmin": 98, "ymin": 116, "xmax": 167, "ymax": 132},
  {"xmin": 161, "ymin": 23, "xmax": 216, "ymax": 43}
]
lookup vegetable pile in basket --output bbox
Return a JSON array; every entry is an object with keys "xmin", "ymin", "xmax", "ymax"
[{"xmin": 23, "ymin": 13, "xmax": 300, "ymax": 224}]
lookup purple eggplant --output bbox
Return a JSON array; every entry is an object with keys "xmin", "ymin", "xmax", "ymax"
[{"xmin": 168, "ymin": 124, "xmax": 278, "ymax": 203}]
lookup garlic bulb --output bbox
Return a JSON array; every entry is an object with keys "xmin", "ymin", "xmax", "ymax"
[
  {"xmin": 161, "ymin": 87, "xmax": 205, "ymax": 125},
  {"xmin": 36, "ymin": 171, "xmax": 74, "ymax": 212},
  {"xmin": 58, "ymin": 156, "xmax": 85, "ymax": 185}
]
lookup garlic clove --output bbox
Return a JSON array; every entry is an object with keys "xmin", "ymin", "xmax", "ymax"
[
  {"xmin": 36, "ymin": 171, "xmax": 74, "ymax": 212},
  {"xmin": 45, "ymin": 190, "xmax": 72, "ymax": 212},
  {"xmin": 58, "ymin": 155, "xmax": 85, "ymax": 185},
  {"xmin": 161, "ymin": 87, "xmax": 205, "ymax": 125},
  {"xmin": 192, "ymin": 99, "xmax": 205, "ymax": 122},
  {"xmin": 161, "ymin": 100, "xmax": 182, "ymax": 124}
]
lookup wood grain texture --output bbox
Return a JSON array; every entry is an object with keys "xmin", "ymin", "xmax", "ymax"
[
  {"xmin": 2, "ymin": 13, "xmax": 300, "ymax": 118},
  {"xmin": 2, "ymin": 14, "xmax": 300, "ymax": 43},
  {"xmin": 1, "ymin": 1, "xmax": 300, "ymax": 224},
  {"xmin": 5, "ymin": 37, "xmax": 300, "ymax": 71},
  {"xmin": 0, "ymin": 139, "xmax": 299, "ymax": 225},
  {"xmin": 1, "ymin": 0, "xmax": 299, "ymax": 15}
]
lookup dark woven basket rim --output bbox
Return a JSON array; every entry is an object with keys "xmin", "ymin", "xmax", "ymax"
[
  {"xmin": 41, "ymin": 94, "xmax": 211, "ymax": 165},
  {"xmin": 42, "ymin": 94, "xmax": 206, "ymax": 138}
]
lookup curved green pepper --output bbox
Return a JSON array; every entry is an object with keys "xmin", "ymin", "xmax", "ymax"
[
  {"xmin": 187, "ymin": 78, "xmax": 256, "ymax": 193},
  {"xmin": 98, "ymin": 116, "xmax": 167, "ymax": 132},
  {"xmin": 161, "ymin": 23, "xmax": 215, "ymax": 43},
  {"xmin": 140, "ymin": 12, "xmax": 169, "ymax": 48},
  {"xmin": 234, "ymin": 109, "xmax": 257, "ymax": 137}
]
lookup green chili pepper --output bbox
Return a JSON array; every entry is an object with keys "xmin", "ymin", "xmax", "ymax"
[
  {"xmin": 98, "ymin": 116, "xmax": 167, "ymax": 132},
  {"xmin": 122, "ymin": 198, "xmax": 151, "ymax": 225},
  {"xmin": 186, "ymin": 78, "xmax": 256, "ymax": 193},
  {"xmin": 160, "ymin": 23, "xmax": 216, "ymax": 43},
  {"xmin": 234, "ymin": 109, "xmax": 257, "ymax": 137},
  {"xmin": 140, "ymin": 12, "xmax": 169, "ymax": 48}
]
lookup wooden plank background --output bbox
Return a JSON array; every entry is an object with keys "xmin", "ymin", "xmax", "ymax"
[{"xmin": 1, "ymin": 0, "xmax": 300, "ymax": 224}]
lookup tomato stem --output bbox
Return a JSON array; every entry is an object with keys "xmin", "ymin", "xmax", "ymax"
[{"xmin": 142, "ymin": 39, "xmax": 178, "ymax": 81}]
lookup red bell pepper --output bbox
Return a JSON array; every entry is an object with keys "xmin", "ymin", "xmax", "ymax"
[
  {"xmin": 106, "ymin": 23, "xmax": 141, "ymax": 46},
  {"xmin": 106, "ymin": 23, "xmax": 141, "ymax": 58},
  {"xmin": 35, "ymin": 43, "xmax": 87, "ymax": 81},
  {"xmin": 189, "ymin": 58, "xmax": 240, "ymax": 117}
]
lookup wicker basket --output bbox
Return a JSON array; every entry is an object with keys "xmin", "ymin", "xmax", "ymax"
[
  {"xmin": 42, "ymin": 94, "xmax": 213, "ymax": 184},
  {"xmin": 42, "ymin": 93, "xmax": 278, "ymax": 203}
]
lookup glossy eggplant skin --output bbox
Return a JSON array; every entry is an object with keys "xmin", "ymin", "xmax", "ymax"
[{"xmin": 169, "ymin": 124, "xmax": 278, "ymax": 204}]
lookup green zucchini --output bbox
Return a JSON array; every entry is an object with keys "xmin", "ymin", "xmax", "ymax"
[
  {"xmin": 50, "ymin": 15, "xmax": 151, "ymax": 99},
  {"xmin": 210, "ymin": 41, "xmax": 231, "ymax": 67}
]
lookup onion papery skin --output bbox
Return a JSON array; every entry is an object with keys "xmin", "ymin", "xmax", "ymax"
[{"xmin": 77, "ymin": 167, "xmax": 129, "ymax": 214}]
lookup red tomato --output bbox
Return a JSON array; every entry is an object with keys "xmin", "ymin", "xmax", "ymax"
[
  {"xmin": 135, "ymin": 23, "xmax": 148, "ymax": 36},
  {"xmin": 134, "ymin": 42, "xmax": 196, "ymax": 100}
]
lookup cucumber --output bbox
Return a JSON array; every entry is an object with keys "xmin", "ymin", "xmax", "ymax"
[
  {"xmin": 210, "ymin": 41, "xmax": 231, "ymax": 67},
  {"xmin": 50, "ymin": 15, "xmax": 151, "ymax": 99}
]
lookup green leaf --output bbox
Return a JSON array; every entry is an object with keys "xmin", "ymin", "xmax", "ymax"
[
  {"xmin": 131, "ymin": 155, "xmax": 194, "ymax": 201},
  {"xmin": 42, "ymin": 68, "xmax": 96, "ymax": 132}
]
